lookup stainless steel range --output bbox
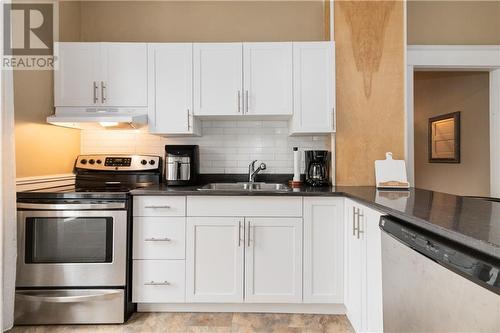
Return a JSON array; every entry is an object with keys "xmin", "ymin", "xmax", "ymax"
[{"xmin": 15, "ymin": 154, "xmax": 161, "ymax": 325}]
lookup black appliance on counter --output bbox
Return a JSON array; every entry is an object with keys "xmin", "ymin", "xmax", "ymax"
[
  {"xmin": 305, "ymin": 150, "xmax": 330, "ymax": 186},
  {"xmin": 15, "ymin": 154, "xmax": 162, "ymax": 325},
  {"xmin": 165, "ymin": 145, "xmax": 199, "ymax": 185}
]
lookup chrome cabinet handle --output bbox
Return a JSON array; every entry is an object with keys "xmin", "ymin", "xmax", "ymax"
[
  {"xmin": 352, "ymin": 206, "xmax": 357, "ymax": 236},
  {"xmin": 101, "ymin": 81, "xmax": 106, "ymax": 103},
  {"xmin": 245, "ymin": 90, "xmax": 249, "ymax": 113},
  {"xmin": 144, "ymin": 237, "xmax": 171, "ymax": 242},
  {"xmin": 144, "ymin": 205, "xmax": 170, "ymax": 209},
  {"xmin": 357, "ymin": 210, "xmax": 364, "ymax": 239},
  {"xmin": 247, "ymin": 221, "xmax": 251, "ymax": 247},
  {"xmin": 332, "ymin": 107, "xmax": 335, "ymax": 130},
  {"xmin": 237, "ymin": 90, "xmax": 241, "ymax": 113},
  {"xmin": 93, "ymin": 81, "xmax": 98, "ymax": 104},
  {"xmin": 238, "ymin": 220, "xmax": 242, "ymax": 247},
  {"xmin": 144, "ymin": 281, "xmax": 170, "ymax": 286},
  {"xmin": 187, "ymin": 109, "xmax": 191, "ymax": 130}
]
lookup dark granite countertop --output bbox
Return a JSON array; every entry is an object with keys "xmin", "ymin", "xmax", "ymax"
[{"xmin": 131, "ymin": 184, "xmax": 500, "ymax": 260}]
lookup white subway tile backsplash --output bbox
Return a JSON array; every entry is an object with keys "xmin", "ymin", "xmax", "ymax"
[{"xmin": 81, "ymin": 120, "xmax": 330, "ymax": 174}]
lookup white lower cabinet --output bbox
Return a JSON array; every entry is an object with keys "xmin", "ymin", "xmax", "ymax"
[
  {"xmin": 344, "ymin": 199, "xmax": 384, "ymax": 333},
  {"xmin": 303, "ymin": 197, "xmax": 344, "ymax": 303},
  {"xmin": 186, "ymin": 216, "xmax": 303, "ymax": 303},
  {"xmin": 244, "ymin": 218, "xmax": 302, "ymax": 303},
  {"xmin": 132, "ymin": 194, "xmax": 383, "ymax": 331},
  {"xmin": 132, "ymin": 260, "xmax": 185, "ymax": 303},
  {"xmin": 186, "ymin": 217, "xmax": 244, "ymax": 303}
]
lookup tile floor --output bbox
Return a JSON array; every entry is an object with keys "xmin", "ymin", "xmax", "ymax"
[{"xmin": 9, "ymin": 312, "xmax": 355, "ymax": 333}]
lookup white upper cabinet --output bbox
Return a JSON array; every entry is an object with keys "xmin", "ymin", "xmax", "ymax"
[
  {"xmin": 186, "ymin": 217, "xmax": 244, "ymax": 303},
  {"xmin": 193, "ymin": 43, "xmax": 243, "ymax": 116},
  {"xmin": 54, "ymin": 43, "xmax": 101, "ymax": 107},
  {"xmin": 243, "ymin": 43, "xmax": 292, "ymax": 116},
  {"xmin": 102, "ymin": 43, "xmax": 148, "ymax": 107},
  {"xmin": 54, "ymin": 42, "xmax": 336, "ymax": 133},
  {"xmin": 54, "ymin": 42, "xmax": 148, "ymax": 108},
  {"xmin": 244, "ymin": 218, "xmax": 303, "ymax": 303},
  {"xmin": 291, "ymin": 42, "xmax": 335, "ymax": 134},
  {"xmin": 303, "ymin": 197, "xmax": 344, "ymax": 303},
  {"xmin": 148, "ymin": 44, "xmax": 200, "ymax": 135}
]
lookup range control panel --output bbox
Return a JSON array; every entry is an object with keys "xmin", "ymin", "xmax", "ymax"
[
  {"xmin": 75, "ymin": 155, "xmax": 161, "ymax": 171},
  {"xmin": 105, "ymin": 157, "xmax": 132, "ymax": 167}
]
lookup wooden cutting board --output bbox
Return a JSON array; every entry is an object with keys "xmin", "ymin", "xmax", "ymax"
[{"xmin": 374, "ymin": 152, "xmax": 410, "ymax": 189}]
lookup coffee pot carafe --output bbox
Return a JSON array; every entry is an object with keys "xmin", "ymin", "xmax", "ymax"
[{"xmin": 305, "ymin": 150, "xmax": 330, "ymax": 186}]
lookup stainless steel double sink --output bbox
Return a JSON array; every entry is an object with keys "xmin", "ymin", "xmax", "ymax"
[{"xmin": 197, "ymin": 182, "xmax": 290, "ymax": 192}]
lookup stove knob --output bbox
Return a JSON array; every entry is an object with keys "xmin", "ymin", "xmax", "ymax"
[
  {"xmin": 96, "ymin": 159, "xmax": 102, "ymax": 164},
  {"xmin": 149, "ymin": 160, "xmax": 156, "ymax": 165},
  {"xmin": 141, "ymin": 159, "xmax": 147, "ymax": 165},
  {"xmin": 80, "ymin": 159, "xmax": 87, "ymax": 165},
  {"xmin": 89, "ymin": 159, "xmax": 95, "ymax": 165}
]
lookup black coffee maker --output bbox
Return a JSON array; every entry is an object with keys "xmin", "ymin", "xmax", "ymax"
[{"xmin": 305, "ymin": 150, "xmax": 330, "ymax": 186}]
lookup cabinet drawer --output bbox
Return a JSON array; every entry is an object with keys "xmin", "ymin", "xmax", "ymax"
[
  {"xmin": 133, "ymin": 196, "xmax": 185, "ymax": 216},
  {"xmin": 187, "ymin": 196, "xmax": 302, "ymax": 217},
  {"xmin": 133, "ymin": 217, "xmax": 185, "ymax": 260},
  {"xmin": 132, "ymin": 260, "xmax": 185, "ymax": 303}
]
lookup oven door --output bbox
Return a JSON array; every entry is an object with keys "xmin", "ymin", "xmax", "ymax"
[{"xmin": 17, "ymin": 205, "xmax": 127, "ymax": 287}]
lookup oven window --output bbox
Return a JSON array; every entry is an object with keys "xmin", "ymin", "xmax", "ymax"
[{"xmin": 25, "ymin": 217, "xmax": 113, "ymax": 263}]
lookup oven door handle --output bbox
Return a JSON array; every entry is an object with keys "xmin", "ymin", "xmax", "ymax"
[
  {"xmin": 16, "ymin": 290, "xmax": 121, "ymax": 303},
  {"xmin": 17, "ymin": 202, "xmax": 126, "ymax": 210}
]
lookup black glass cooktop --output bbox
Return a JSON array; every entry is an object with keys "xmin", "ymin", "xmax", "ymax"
[{"xmin": 16, "ymin": 184, "xmax": 153, "ymax": 200}]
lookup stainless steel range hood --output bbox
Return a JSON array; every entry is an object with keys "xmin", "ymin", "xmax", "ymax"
[{"xmin": 47, "ymin": 107, "xmax": 148, "ymax": 130}]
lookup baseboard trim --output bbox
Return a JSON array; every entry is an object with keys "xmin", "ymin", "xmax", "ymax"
[
  {"xmin": 137, "ymin": 303, "xmax": 346, "ymax": 314},
  {"xmin": 16, "ymin": 173, "xmax": 75, "ymax": 192}
]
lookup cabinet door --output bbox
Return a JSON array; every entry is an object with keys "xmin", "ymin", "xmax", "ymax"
[
  {"xmin": 186, "ymin": 217, "xmax": 244, "ymax": 303},
  {"xmin": 244, "ymin": 218, "xmax": 302, "ymax": 303},
  {"xmin": 101, "ymin": 43, "xmax": 148, "ymax": 107},
  {"xmin": 364, "ymin": 207, "xmax": 384, "ymax": 333},
  {"xmin": 303, "ymin": 197, "xmax": 343, "ymax": 303},
  {"xmin": 148, "ymin": 43, "xmax": 194, "ymax": 134},
  {"xmin": 291, "ymin": 42, "xmax": 335, "ymax": 134},
  {"xmin": 193, "ymin": 43, "xmax": 243, "ymax": 116},
  {"xmin": 344, "ymin": 200, "xmax": 364, "ymax": 332},
  {"xmin": 54, "ymin": 42, "xmax": 100, "ymax": 107},
  {"xmin": 243, "ymin": 43, "xmax": 292, "ymax": 116}
]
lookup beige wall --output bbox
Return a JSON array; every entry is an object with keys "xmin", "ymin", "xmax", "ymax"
[
  {"xmin": 14, "ymin": 71, "xmax": 81, "ymax": 178},
  {"xmin": 414, "ymin": 72, "xmax": 490, "ymax": 196},
  {"xmin": 15, "ymin": 1, "xmax": 326, "ymax": 178},
  {"xmin": 408, "ymin": 1, "xmax": 500, "ymax": 45},
  {"xmin": 69, "ymin": 1, "xmax": 327, "ymax": 42},
  {"xmin": 14, "ymin": 1, "xmax": 82, "ymax": 178},
  {"xmin": 335, "ymin": 1, "xmax": 405, "ymax": 185},
  {"xmin": 16, "ymin": 0, "xmax": 407, "ymax": 183}
]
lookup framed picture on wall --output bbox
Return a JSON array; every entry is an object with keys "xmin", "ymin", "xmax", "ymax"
[{"xmin": 428, "ymin": 111, "xmax": 461, "ymax": 163}]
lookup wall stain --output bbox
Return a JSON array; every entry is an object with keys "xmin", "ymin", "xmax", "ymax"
[{"xmin": 340, "ymin": 1, "xmax": 394, "ymax": 98}]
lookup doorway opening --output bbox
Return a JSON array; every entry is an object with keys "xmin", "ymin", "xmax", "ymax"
[{"xmin": 413, "ymin": 71, "xmax": 490, "ymax": 196}]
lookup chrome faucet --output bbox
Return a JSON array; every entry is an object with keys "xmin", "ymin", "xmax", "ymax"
[{"xmin": 248, "ymin": 160, "xmax": 267, "ymax": 183}]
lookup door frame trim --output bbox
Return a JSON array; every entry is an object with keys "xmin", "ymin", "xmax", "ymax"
[{"xmin": 405, "ymin": 45, "xmax": 500, "ymax": 196}]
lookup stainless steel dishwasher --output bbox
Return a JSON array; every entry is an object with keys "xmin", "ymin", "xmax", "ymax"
[{"xmin": 380, "ymin": 216, "xmax": 500, "ymax": 333}]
